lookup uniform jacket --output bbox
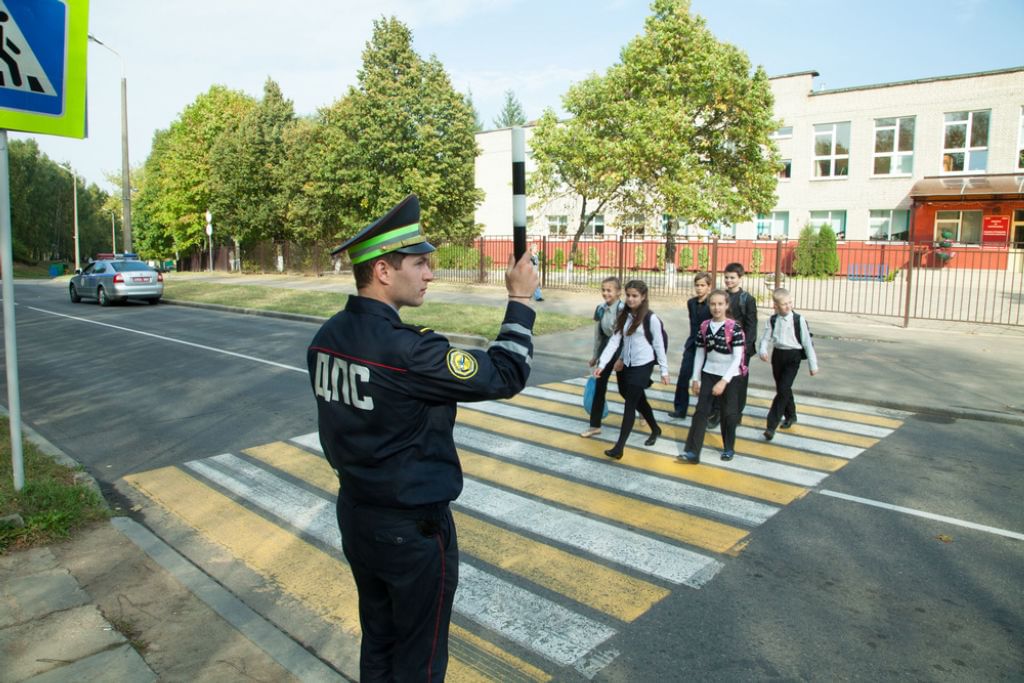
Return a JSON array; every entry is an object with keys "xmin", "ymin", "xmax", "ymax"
[
  {"xmin": 308, "ymin": 296, "xmax": 535, "ymax": 509},
  {"xmin": 684, "ymin": 296, "xmax": 712, "ymax": 352},
  {"xmin": 727, "ymin": 289, "xmax": 758, "ymax": 359}
]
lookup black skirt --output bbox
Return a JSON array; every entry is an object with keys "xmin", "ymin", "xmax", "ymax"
[{"xmin": 616, "ymin": 361, "xmax": 655, "ymax": 389}]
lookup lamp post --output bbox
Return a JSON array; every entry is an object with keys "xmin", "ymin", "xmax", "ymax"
[
  {"xmin": 55, "ymin": 165, "xmax": 81, "ymax": 272},
  {"xmin": 111, "ymin": 212, "xmax": 116, "ymax": 253},
  {"xmin": 205, "ymin": 210, "xmax": 213, "ymax": 271},
  {"xmin": 88, "ymin": 34, "xmax": 132, "ymax": 253}
]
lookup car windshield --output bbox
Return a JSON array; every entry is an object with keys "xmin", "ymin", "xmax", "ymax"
[{"xmin": 110, "ymin": 262, "xmax": 152, "ymax": 273}]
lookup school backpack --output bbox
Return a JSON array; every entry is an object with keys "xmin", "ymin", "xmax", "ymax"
[
  {"xmin": 698, "ymin": 318, "xmax": 748, "ymax": 376},
  {"xmin": 642, "ymin": 311, "xmax": 669, "ymax": 352},
  {"xmin": 770, "ymin": 313, "xmax": 813, "ymax": 360}
]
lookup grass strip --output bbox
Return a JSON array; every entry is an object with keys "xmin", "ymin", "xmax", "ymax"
[
  {"xmin": 0, "ymin": 423, "xmax": 109, "ymax": 553},
  {"xmin": 163, "ymin": 281, "xmax": 589, "ymax": 338}
]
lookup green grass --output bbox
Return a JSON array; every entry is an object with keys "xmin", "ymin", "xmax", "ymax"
[
  {"xmin": 11, "ymin": 261, "xmax": 56, "ymax": 279},
  {"xmin": 163, "ymin": 281, "xmax": 589, "ymax": 338},
  {"xmin": 0, "ymin": 424, "xmax": 109, "ymax": 553}
]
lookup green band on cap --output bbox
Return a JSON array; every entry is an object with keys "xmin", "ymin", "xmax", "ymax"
[{"xmin": 347, "ymin": 222, "xmax": 423, "ymax": 264}]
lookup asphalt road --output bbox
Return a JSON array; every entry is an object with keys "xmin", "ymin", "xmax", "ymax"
[{"xmin": 3, "ymin": 281, "xmax": 1022, "ymax": 681}]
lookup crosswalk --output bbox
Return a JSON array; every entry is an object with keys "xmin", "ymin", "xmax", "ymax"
[{"xmin": 123, "ymin": 379, "xmax": 909, "ymax": 680}]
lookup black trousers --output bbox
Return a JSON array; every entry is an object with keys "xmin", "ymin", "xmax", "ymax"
[
  {"xmin": 767, "ymin": 348, "xmax": 802, "ymax": 430},
  {"xmin": 672, "ymin": 344, "xmax": 697, "ymax": 415},
  {"xmin": 611, "ymin": 362, "xmax": 659, "ymax": 452},
  {"xmin": 709, "ymin": 351, "xmax": 752, "ymax": 421},
  {"xmin": 686, "ymin": 371, "xmax": 740, "ymax": 456},
  {"xmin": 337, "ymin": 496, "xmax": 458, "ymax": 683},
  {"xmin": 589, "ymin": 348, "xmax": 620, "ymax": 428}
]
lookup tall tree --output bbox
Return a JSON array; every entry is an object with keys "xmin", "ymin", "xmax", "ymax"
[
  {"xmin": 321, "ymin": 17, "xmax": 482, "ymax": 244},
  {"xmin": 614, "ymin": 0, "xmax": 780, "ymax": 262},
  {"xmin": 529, "ymin": 73, "xmax": 634, "ymax": 265},
  {"xmin": 493, "ymin": 89, "xmax": 527, "ymax": 128},
  {"xmin": 210, "ymin": 78, "xmax": 296, "ymax": 248},
  {"xmin": 133, "ymin": 86, "xmax": 256, "ymax": 257}
]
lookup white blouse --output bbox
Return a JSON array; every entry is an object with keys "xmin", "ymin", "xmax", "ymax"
[{"xmin": 598, "ymin": 311, "xmax": 670, "ymax": 377}]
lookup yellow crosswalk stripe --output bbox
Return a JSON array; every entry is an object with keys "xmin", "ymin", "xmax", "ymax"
[
  {"xmin": 505, "ymin": 393, "xmax": 848, "ymax": 472},
  {"xmin": 123, "ymin": 466, "xmax": 362, "ymax": 636},
  {"xmin": 126, "ymin": 463, "xmax": 547, "ymax": 682},
  {"xmin": 551, "ymin": 382, "xmax": 888, "ymax": 445},
  {"xmin": 245, "ymin": 442, "xmax": 670, "ymax": 623},
  {"xmin": 456, "ymin": 408, "xmax": 808, "ymax": 505},
  {"xmin": 458, "ymin": 448, "xmax": 749, "ymax": 553}
]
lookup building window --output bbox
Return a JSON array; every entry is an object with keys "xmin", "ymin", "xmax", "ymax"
[
  {"xmin": 546, "ymin": 215, "xmax": 568, "ymax": 236},
  {"xmin": 778, "ymin": 160, "xmax": 792, "ymax": 180},
  {"xmin": 1017, "ymin": 107, "xmax": 1024, "ymax": 170},
  {"xmin": 942, "ymin": 110, "xmax": 990, "ymax": 173},
  {"xmin": 809, "ymin": 210, "xmax": 847, "ymax": 239},
  {"xmin": 756, "ymin": 212, "xmax": 790, "ymax": 238},
  {"xmin": 813, "ymin": 122, "xmax": 850, "ymax": 177},
  {"xmin": 873, "ymin": 117, "xmax": 914, "ymax": 175},
  {"xmin": 586, "ymin": 214, "xmax": 605, "ymax": 235},
  {"xmin": 869, "ymin": 210, "xmax": 910, "ymax": 241},
  {"xmin": 769, "ymin": 125, "xmax": 793, "ymax": 140},
  {"xmin": 935, "ymin": 210, "xmax": 982, "ymax": 244},
  {"xmin": 618, "ymin": 214, "xmax": 647, "ymax": 237}
]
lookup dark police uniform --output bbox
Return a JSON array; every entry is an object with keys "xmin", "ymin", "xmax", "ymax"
[{"xmin": 307, "ymin": 194, "xmax": 535, "ymax": 682}]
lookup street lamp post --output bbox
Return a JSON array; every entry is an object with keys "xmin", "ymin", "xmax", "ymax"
[
  {"xmin": 55, "ymin": 165, "xmax": 81, "ymax": 272},
  {"xmin": 88, "ymin": 34, "xmax": 132, "ymax": 253},
  {"xmin": 205, "ymin": 210, "xmax": 213, "ymax": 271},
  {"xmin": 111, "ymin": 212, "xmax": 116, "ymax": 253}
]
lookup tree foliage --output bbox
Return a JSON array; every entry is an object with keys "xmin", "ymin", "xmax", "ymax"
[
  {"xmin": 209, "ymin": 78, "xmax": 296, "ymax": 246},
  {"xmin": 493, "ymin": 90, "xmax": 527, "ymax": 128},
  {"xmin": 7, "ymin": 139, "xmax": 112, "ymax": 264},
  {"xmin": 133, "ymin": 86, "xmax": 257, "ymax": 258},
  {"xmin": 321, "ymin": 17, "xmax": 482, "ymax": 244}
]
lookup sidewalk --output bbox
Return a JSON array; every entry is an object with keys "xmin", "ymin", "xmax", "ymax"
[{"xmin": 169, "ymin": 272, "xmax": 1024, "ymax": 422}]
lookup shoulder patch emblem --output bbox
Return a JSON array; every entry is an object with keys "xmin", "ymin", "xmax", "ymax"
[{"xmin": 446, "ymin": 348, "xmax": 478, "ymax": 380}]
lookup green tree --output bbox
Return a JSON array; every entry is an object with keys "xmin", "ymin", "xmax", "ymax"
[
  {"xmin": 793, "ymin": 225, "xmax": 817, "ymax": 276},
  {"xmin": 321, "ymin": 17, "xmax": 482, "ymax": 245},
  {"xmin": 815, "ymin": 224, "xmax": 840, "ymax": 275},
  {"xmin": 210, "ymin": 78, "xmax": 296, "ymax": 249},
  {"xmin": 529, "ymin": 73, "xmax": 634, "ymax": 265},
  {"xmin": 133, "ymin": 86, "xmax": 257, "ymax": 257},
  {"xmin": 492, "ymin": 89, "xmax": 526, "ymax": 128},
  {"xmin": 611, "ymin": 0, "xmax": 780, "ymax": 251}
]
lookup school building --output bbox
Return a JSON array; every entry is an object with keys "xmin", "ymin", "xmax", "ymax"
[{"xmin": 473, "ymin": 66, "xmax": 1024, "ymax": 252}]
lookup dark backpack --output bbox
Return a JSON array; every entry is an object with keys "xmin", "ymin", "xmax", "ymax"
[
  {"xmin": 770, "ymin": 312, "xmax": 813, "ymax": 360},
  {"xmin": 699, "ymin": 318, "xmax": 748, "ymax": 376},
  {"xmin": 642, "ymin": 311, "xmax": 668, "ymax": 352}
]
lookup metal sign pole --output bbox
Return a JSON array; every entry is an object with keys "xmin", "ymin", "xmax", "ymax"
[{"xmin": 0, "ymin": 130, "xmax": 25, "ymax": 491}]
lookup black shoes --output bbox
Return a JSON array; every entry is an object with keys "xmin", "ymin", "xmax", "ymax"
[
  {"xmin": 644, "ymin": 428, "xmax": 661, "ymax": 447},
  {"xmin": 781, "ymin": 416, "xmax": 797, "ymax": 429},
  {"xmin": 763, "ymin": 429, "xmax": 775, "ymax": 441},
  {"xmin": 667, "ymin": 410, "xmax": 686, "ymax": 419},
  {"xmin": 677, "ymin": 451, "xmax": 700, "ymax": 464},
  {"xmin": 604, "ymin": 448, "xmax": 623, "ymax": 460},
  {"xmin": 720, "ymin": 450, "xmax": 735, "ymax": 461},
  {"xmin": 706, "ymin": 412, "xmax": 721, "ymax": 429}
]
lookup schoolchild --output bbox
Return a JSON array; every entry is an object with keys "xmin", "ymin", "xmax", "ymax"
[
  {"xmin": 668, "ymin": 272, "xmax": 712, "ymax": 419},
  {"xmin": 594, "ymin": 280, "xmax": 670, "ymax": 460},
  {"xmin": 758, "ymin": 288, "xmax": 819, "ymax": 440},
  {"xmin": 581, "ymin": 277, "xmax": 625, "ymax": 438},
  {"xmin": 678, "ymin": 289, "xmax": 746, "ymax": 464},
  {"xmin": 719, "ymin": 262, "xmax": 758, "ymax": 424}
]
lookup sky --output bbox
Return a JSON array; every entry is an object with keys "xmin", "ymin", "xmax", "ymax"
[{"xmin": 10, "ymin": 0, "xmax": 1024, "ymax": 189}]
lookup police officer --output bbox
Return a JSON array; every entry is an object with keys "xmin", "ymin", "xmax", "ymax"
[{"xmin": 307, "ymin": 194, "xmax": 537, "ymax": 681}]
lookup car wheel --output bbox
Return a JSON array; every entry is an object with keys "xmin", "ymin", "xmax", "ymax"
[
  {"xmin": 147, "ymin": 297, "xmax": 160, "ymax": 305},
  {"xmin": 69, "ymin": 283, "xmax": 81, "ymax": 303},
  {"xmin": 98, "ymin": 287, "xmax": 111, "ymax": 306}
]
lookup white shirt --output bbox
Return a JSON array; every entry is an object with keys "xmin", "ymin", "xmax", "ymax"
[
  {"xmin": 598, "ymin": 311, "xmax": 670, "ymax": 377},
  {"xmin": 758, "ymin": 312, "xmax": 819, "ymax": 373}
]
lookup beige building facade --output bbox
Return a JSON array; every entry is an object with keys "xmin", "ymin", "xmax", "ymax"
[{"xmin": 474, "ymin": 66, "xmax": 1024, "ymax": 246}]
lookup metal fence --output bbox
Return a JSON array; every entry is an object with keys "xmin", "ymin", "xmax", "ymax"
[{"xmin": 177, "ymin": 236, "xmax": 1024, "ymax": 327}]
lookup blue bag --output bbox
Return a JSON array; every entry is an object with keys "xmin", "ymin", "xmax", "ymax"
[{"xmin": 583, "ymin": 375, "xmax": 609, "ymax": 419}]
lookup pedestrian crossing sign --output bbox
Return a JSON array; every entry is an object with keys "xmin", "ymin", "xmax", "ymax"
[{"xmin": 0, "ymin": 0, "xmax": 88, "ymax": 139}]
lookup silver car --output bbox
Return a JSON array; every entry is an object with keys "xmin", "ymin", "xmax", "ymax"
[{"xmin": 69, "ymin": 258, "xmax": 164, "ymax": 306}]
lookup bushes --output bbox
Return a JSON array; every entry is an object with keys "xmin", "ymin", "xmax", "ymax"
[
  {"xmin": 434, "ymin": 244, "xmax": 491, "ymax": 269},
  {"xmin": 794, "ymin": 224, "xmax": 839, "ymax": 277}
]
